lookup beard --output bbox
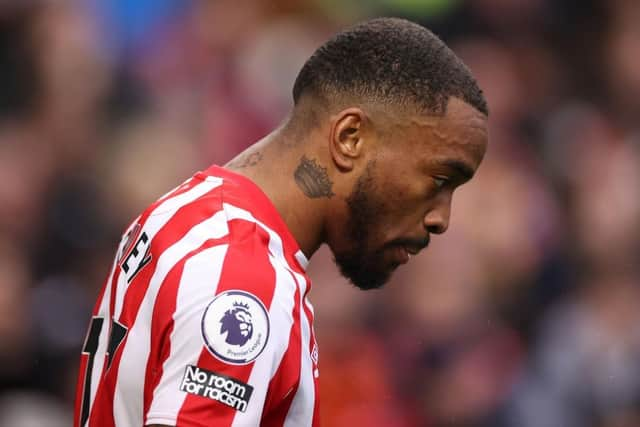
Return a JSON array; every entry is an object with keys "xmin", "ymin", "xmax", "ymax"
[{"xmin": 333, "ymin": 162, "xmax": 398, "ymax": 290}]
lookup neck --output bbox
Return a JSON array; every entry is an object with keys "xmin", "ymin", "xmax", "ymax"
[{"xmin": 225, "ymin": 127, "xmax": 331, "ymax": 258}]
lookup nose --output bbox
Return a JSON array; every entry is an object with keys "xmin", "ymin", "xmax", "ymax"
[{"xmin": 423, "ymin": 198, "xmax": 451, "ymax": 235}]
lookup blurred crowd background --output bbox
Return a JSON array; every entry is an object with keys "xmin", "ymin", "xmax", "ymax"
[{"xmin": 1, "ymin": 0, "xmax": 639, "ymax": 426}]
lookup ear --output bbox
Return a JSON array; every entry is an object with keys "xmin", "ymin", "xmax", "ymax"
[{"xmin": 328, "ymin": 108, "xmax": 368, "ymax": 171}]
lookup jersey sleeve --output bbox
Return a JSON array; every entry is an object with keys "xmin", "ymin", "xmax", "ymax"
[{"xmin": 144, "ymin": 232, "xmax": 303, "ymax": 426}]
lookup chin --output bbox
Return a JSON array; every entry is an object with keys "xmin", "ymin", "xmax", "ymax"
[
  {"xmin": 342, "ymin": 262, "xmax": 395, "ymax": 291},
  {"xmin": 332, "ymin": 241, "xmax": 397, "ymax": 290}
]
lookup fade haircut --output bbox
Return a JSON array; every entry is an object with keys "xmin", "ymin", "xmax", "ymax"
[{"xmin": 292, "ymin": 17, "xmax": 488, "ymax": 117}]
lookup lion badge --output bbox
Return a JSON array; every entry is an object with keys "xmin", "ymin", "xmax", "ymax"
[
  {"xmin": 201, "ymin": 290, "xmax": 270, "ymax": 365},
  {"xmin": 220, "ymin": 302, "xmax": 253, "ymax": 346}
]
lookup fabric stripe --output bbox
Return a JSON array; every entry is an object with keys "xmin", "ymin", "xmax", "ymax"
[
  {"xmin": 222, "ymin": 203, "xmax": 299, "ymax": 275},
  {"xmin": 112, "ymin": 209, "xmax": 229, "ymax": 425},
  {"xmin": 231, "ymin": 252, "xmax": 300, "ymax": 426},
  {"xmin": 88, "ymin": 178, "xmax": 224, "ymax": 426},
  {"xmin": 221, "ymin": 203, "xmax": 314, "ymax": 426},
  {"xmin": 81, "ymin": 257, "xmax": 118, "ymax": 427},
  {"xmin": 259, "ymin": 273, "xmax": 302, "ymax": 427},
  {"xmin": 141, "ymin": 237, "xmax": 228, "ymax": 418},
  {"xmin": 145, "ymin": 243, "xmax": 229, "ymax": 424},
  {"xmin": 303, "ymin": 291, "xmax": 320, "ymax": 427},
  {"xmin": 284, "ymin": 271, "xmax": 315, "ymax": 427},
  {"xmin": 74, "ymin": 258, "xmax": 115, "ymax": 427},
  {"xmin": 113, "ymin": 178, "xmax": 222, "ymax": 319},
  {"xmin": 176, "ymin": 218, "xmax": 278, "ymax": 426},
  {"xmin": 141, "ymin": 240, "xmax": 224, "ymax": 420},
  {"xmin": 223, "ymin": 203, "xmax": 320, "ymax": 426},
  {"xmin": 78, "ymin": 215, "xmax": 142, "ymax": 427}
]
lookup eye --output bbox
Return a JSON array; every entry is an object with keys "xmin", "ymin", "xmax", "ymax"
[{"xmin": 433, "ymin": 177, "xmax": 449, "ymax": 189}]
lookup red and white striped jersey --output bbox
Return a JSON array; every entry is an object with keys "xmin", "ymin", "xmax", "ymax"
[{"xmin": 74, "ymin": 165, "xmax": 320, "ymax": 427}]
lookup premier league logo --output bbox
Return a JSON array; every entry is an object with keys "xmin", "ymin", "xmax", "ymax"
[
  {"xmin": 201, "ymin": 290, "xmax": 269, "ymax": 365},
  {"xmin": 220, "ymin": 302, "xmax": 253, "ymax": 346}
]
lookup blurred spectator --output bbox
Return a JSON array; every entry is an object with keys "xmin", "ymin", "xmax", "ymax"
[
  {"xmin": 0, "ymin": 241, "xmax": 32, "ymax": 384},
  {"xmin": 505, "ymin": 271, "xmax": 640, "ymax": 427},
  {"xmin": 0, "ymin": 392, "xmax": 72, "ymax": 427}
]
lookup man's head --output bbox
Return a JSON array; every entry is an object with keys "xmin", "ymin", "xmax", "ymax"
[
  {"xmin": 289, "ymin": 18, "xmax": 489, "ymax": 290},
  {"xmin": 292, "ymin": 17, "xmax": 488, "ymax": 118}
]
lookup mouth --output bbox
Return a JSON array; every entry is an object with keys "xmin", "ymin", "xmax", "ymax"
[
  {"xmin": 403, "ymin": 238, "xmax": 429, "ymax": 255},
  {"xmin": 386, "ymin": 237, "xmax": 430, "ymax": 265},
  {"xmin": 404, "ymin": 246, "xmax": 421, "ymax": 256},
  {"xmin": 393, "ymin": 246, "xmax": 411, "ymax": 265}
]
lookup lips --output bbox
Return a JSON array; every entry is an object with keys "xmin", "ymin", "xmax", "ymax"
[
  {"xmin": 393, "ymin": 246, "xmax": 410, "ymax": 264},
  {"xmin": 388, "ymin": 238, "xmax": 429, "ymax": 265},
  {"xmin": 403, "ymin": 240, "xmax": 429, "ymax": 256},
  {"xmin": 404, "ymin": 246, "xmax": 421, "ymax": 256}
]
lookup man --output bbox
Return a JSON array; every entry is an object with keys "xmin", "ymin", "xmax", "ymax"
[{"xmin": 75, "ymin": 17, "xmax": 488, "ymax": 427}]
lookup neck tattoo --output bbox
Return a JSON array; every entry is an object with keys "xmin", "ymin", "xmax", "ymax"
[
  {"xmin": 228, "ymin": 151, "xmax": 263, "ymax": 169},
  {"xmin": 294, "ymin": 155, "xmax": 335, "ymax": 199}
]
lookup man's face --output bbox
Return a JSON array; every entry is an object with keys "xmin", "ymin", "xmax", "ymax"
[{"xmin": 332, "ymin": 98, "xmax": 488, "ymax": 290}]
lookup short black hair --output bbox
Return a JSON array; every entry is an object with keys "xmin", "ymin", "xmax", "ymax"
[{"xmin": 292, "ymin": 17, "xmax": 488, "ymax": 116}]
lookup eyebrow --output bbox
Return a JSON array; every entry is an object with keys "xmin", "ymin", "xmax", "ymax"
[{"xmin": 438, "ymin": 159, "xmax": 475, "ymax": 181}]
